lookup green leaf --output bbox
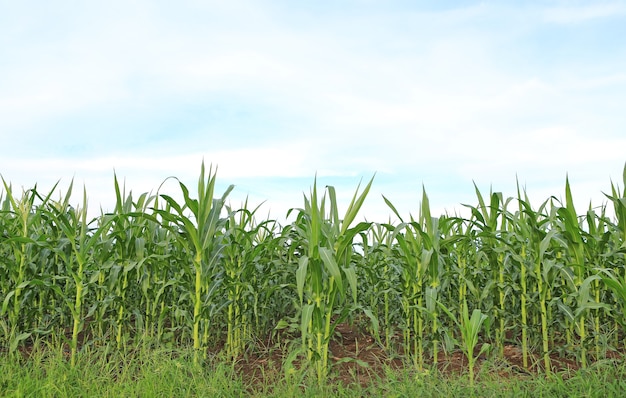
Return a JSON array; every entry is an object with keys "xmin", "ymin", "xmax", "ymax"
[
  {"xmin": 342, "ymin": 266, "xmax": 358, "ymax": 306},
  {"xmin": 319, "ymin": 247, "xmax": 343, "ymax": 295},
  {"xmin": 10, "ymin": 332, "xmax": 32, "ymax": 353},
  {"xmin": 301, "ymin": 304, "xmax": 314, "ymax": 344},
  {"xmin": 296, "ymin": 256, "xmax": 309, "ymax": 304}
]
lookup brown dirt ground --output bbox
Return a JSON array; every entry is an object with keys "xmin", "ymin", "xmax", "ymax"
[{"xmin": 233, "ymin": 323, "xmax": 624, "ymax": 391}]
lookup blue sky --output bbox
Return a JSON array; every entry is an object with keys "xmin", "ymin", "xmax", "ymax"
[{"xmin": 1, "ymin": 1, "xmax": 625, "ymax": 222}]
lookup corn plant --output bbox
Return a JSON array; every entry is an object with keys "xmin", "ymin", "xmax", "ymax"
[
  {"xmin": 47, "ymin": 184, "xmax": 111, "ymax": 367},
  {"xmin": 383, "ymin": 199, "xmax": 426, "ymax": 370},
  {"xmin": 0, "ymin": 180, "xmax": 58, "ymax": 353},
  {"xmin": 221, "ymin": 200, "xmax": 275, "ymax": 360},
  {"xmin": 439, "ymin": 301, "xmax": 490, "ymax": 387},
  {"xmin": 420, "ymin": 191, "xmax": 446, "ymax": 365},
  {"xmin": 601, "ymin": 165, "xmax": 626, "ymax": 317},
  {"xmin": 103, "ymin": 174, "xmax": 165, "ymax": 349},
  {"xmin": 246, "ymin": 219, "xmax": 296, "ymax": 341},
  {"xmin": 151, "ymin": 162, "xmax": 233, "ymax": 364},
  {"xmin": 384, "ymin": 188, "xmax": 445, "ymax": 368},
  {"xmin": 519, "ymin": 193, "xmax": 558, "ymax": 371},
  {"xmin": 465, "ymin": 185, "xmax": 513, "ymax": 357},
  {"xmin": 129, "ymin": 205, "xmax": 178, "ymax": 345},
  {"xmin": 582, "ymin": 204, "xmax": 614, "ymax": 359},
  {"xmin": 553, "ymin": 177, "xmax": 610, "ymax": 368},
  {"xmin": 505, "ymin": 181, "xmax": 557, "ymax": 370},
  {"xmin": 292, "ymin": 176, "xmax": 374, "ymax": 385},
  {"xmin": 359, "ymin": 221, "xmax": 403, "ymax": 351}
]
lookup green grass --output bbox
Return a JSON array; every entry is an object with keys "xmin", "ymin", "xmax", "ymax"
[
  {"xmin": 1, "ymin": 344, "xmax": 625, "ymax": 397},
  {"xmin": 0, "ymin": 344, "xmax": 245, "ymax": 397}
]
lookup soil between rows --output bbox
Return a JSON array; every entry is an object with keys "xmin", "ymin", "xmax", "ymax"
[{"xmin": 233, "ymin": 322, "xmax": 621, "ymax": 392}]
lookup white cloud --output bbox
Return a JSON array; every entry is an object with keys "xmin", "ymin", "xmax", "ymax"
[{"xmin": 1, "ymin": 1, "xmax": 625, "ymax": 222}]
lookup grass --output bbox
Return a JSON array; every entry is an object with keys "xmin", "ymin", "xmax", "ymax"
[
  {"xmin": 0, "ymin": 344, "xmax": 245, "ymax": 397},
  {"xmin": 1, "ymin": 344, "xmax": 626, "ymax": 397}
]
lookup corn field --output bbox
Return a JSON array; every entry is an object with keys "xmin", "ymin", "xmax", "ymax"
[{"xmin": 1, "ymin": 163, "xmax": 625, "ymax": 383}]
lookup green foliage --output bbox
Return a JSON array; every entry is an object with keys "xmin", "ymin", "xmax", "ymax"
[
  {"xmin": 1, "ymin": 162, "xmax": 626, "ymax": 382},
  {"xmin": 291, "ymin": 175, "xmax": 375, "ymax": 384}
]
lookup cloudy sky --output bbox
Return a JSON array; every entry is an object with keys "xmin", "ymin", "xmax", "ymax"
[{"xmin": 1, "ymin": 1, "xmax": 625, "ymax": 222}]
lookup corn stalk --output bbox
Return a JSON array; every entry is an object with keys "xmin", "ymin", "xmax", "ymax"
[
  {"xmin": 152, "ymin": 162, "xmax": 233, "ymax": 365},
  {"xmin": 294, "ymin": 176, "xmax": 374, "ymax": 385}
]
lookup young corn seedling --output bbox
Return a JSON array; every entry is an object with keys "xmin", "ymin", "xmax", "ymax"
[{"xmin": 439, "ymin": 301, "xmax": 490, "ymax": 387}]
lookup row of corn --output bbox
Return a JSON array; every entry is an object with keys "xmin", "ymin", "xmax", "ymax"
[{"xmin": 1, "ymin": 163, "xmax": 625, "ymax": 382}]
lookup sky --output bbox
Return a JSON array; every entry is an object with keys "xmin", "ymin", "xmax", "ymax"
[{"xmin": 1, "ymin": 0, "xmax": 625, "ymax": 223}]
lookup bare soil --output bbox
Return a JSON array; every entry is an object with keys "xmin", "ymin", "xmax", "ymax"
[{"xmin": 234, "ymin": 322, "xmax": 624, "ymax": 391}]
